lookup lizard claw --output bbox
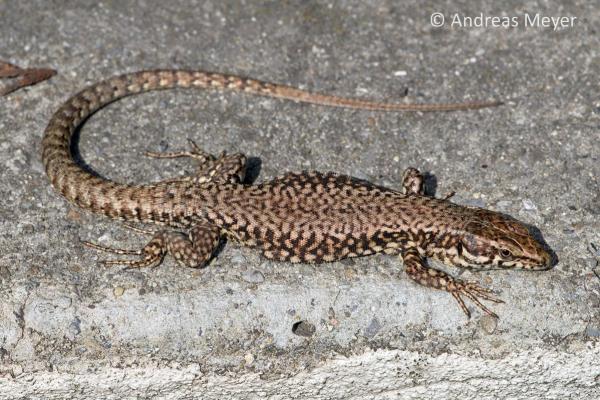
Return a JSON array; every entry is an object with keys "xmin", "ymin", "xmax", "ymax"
[{"xmin": 450, "ymin": 280, "xmax": 503, "ymax": 319}]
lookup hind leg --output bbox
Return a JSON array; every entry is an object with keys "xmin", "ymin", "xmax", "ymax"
[
  {"xmin": 147, "ymin": 139, "xmax": 247, "ymax": 184},
  {"xmin": 83, "ymin": 223, "xmax": 221, "ymax": 268}
]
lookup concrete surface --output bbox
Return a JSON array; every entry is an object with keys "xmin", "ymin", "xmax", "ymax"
[{"xmin": 0, "ymin": 0, "xmax": 598, "ymax": 399}]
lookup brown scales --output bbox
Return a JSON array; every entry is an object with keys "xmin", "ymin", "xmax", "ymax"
[{"xmin": 41, "ymin": 69, "xmax": 551, "ymax": 319}]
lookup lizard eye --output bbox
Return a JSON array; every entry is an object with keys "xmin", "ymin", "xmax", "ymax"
[{"xmin": 499, "ymin": 248, "xmax": 512, "ymax": 258}]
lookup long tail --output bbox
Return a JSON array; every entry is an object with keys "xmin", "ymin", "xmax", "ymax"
[{"xmin": 41, "ymin": 69, "xmax": 501, "ymax": 220}]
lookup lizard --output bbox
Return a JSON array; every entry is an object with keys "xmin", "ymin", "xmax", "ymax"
[{"xmin": 41, "ymin": 69, "xmax": 552, "ymax": 318}]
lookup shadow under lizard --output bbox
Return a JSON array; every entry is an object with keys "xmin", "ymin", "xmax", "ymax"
[{"xmin": 41, "ymin": 70, "xmax": 552, "ymax": 318}]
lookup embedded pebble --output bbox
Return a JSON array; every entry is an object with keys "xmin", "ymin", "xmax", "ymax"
[
  {"xmin": 585, "ymin": 326, "xmax": 600, "ymax": 337},
  {"xmin": 68, "ymin": 317, "xmax": 82, "ymax": 338},
  {"xmin": 480, "ymin": 315, "xmax": 498, "ymax": 334},
  {"xmin": 12, "ymin": 364, "xmax": 23, "ymax": 377},
  {"xmin": 364, "ymin": 317, "xmax": 382, "ymax": 338},
  {"xmin": 20, "ymin": 223, "xmax": 35, "ymax": 235},
  {"xmin": 241, "ymin": 270, "xmax": 265, "ymax": 283},
  {"xmin": 230, "ymin": 254, "xmax": 247, "ymax": 264},
  {"xmin": 158, "ymin": 140, "xmax": 169, "ymax": 152},
  {"xmin": 522, "ymin": 199, "xmax": 538, "ymax": 211}
]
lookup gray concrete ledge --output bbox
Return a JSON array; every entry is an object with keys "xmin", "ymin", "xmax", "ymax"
[
  {"xmin": 1, "ymin": 0, "xmax": 599, "ymax": 398},
  {"xmin": 1, "ymin": 348, "xmax": 599, "ymax": 399}
]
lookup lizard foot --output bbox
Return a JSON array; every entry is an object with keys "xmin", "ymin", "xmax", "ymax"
[
  {"xmin": 402, "ymin": 247, "xmax": 504, "ymax": 319},
  {"xmin": 81, "ymin": 234, "xmax": 166, "ymax": 268},
  {"xmin": 449, "ymin": 280, "xmax": 504, "ymax": 319}
]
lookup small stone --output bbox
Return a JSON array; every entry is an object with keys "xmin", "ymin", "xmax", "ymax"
[
  {"xmin": 12, "ymin": 364, "xmax": 23, "ymax": 377},
  {"xmin": 241, "ymin": 270, "xmax": 265, "ymax": 284},
  {"xmin": 244, "ymin": 353, "xmax": 255, "ymax": 365},
  {"xmin": 20, "ymin": 224, "xmax": 35, "ymax": 235},
  {"xmin": 230, "ymin": 254, "xmax": 247, "ymax": 264},
  {"xmin": 585, "ymin": 194, "xmax": 600, "ymax": 215},
  {"xmin": 113, "ymin": 287, "xmax": 125, "ymax": 297},
  {"xmin": 364, "ymin": 317, "xmax": 382, "ymax": 338},
  {"xmin": 67, "ymin": 317, "xmax": 82, "ymax": 339},
  {"xmin": 159, "ymin": 140, "xmax": 169, "ymax": 152},
  {"xmin": 480, "ymin": 315, "xmax": 498, "ymax": 334},
  {"xmin": 585, "ymin": 325, "xmax": 600, "ymax": 337},
  {"xmin": 522, "ymin": 199, "xmax": 538, "ymax": 211}
]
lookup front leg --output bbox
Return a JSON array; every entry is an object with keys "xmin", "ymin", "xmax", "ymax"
[{"xmin": 401, "ymin": 247, "xmax": 503, "ymax": 318}]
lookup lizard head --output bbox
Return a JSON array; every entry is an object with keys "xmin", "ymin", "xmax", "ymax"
[{"xmin": 443, "ymin": 209, "xmax": 553, "ymax": 270}]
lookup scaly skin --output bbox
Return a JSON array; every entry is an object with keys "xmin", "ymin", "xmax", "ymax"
[{"xmin": 41, "ymin": 70, "xmax": 551, "ymax": 318}]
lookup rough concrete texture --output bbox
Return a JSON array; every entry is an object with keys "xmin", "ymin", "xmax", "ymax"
[{"xmin": 0, "ymin": 0, "xmax": 598, "ymax": 398}]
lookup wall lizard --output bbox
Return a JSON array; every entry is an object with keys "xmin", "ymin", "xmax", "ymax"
[{"xmin": 41, "ymin": 70, "xmax": 552, "ymax": 318}]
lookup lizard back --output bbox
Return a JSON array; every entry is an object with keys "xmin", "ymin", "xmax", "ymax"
[
  {"xmin": 42, "ymin": 69, "xmax": 500, "ymax": 221},
  {"xmin": 192, "ymin": 171, "xmax": 464, "ymax": 263}
]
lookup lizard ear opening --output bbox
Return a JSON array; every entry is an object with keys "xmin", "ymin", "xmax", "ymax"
[{"xmin": 460, "ymin": 232, "xmax": 483, "ymax": 257}]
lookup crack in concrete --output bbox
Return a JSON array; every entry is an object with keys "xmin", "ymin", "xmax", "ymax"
[{"xmin": 12, "ymin": 290, "xmax": 32, "ymax": 351}]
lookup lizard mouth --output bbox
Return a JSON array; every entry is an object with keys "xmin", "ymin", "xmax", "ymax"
[
  {"xmin": 531, "ymin": 249, "xmax": 554, "ymax": 270},
  {"xmin": 516, "ymin": 245, "xmax": 555, "ymax": 270}
]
